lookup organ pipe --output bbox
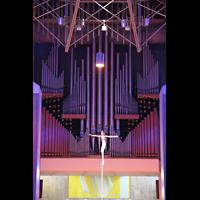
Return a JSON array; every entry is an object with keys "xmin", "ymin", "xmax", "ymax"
[
  {"xmin": 110, "ymin": 41, "xmax": 114, "ymax": 128},
  {"xmin": 131, "ymin": 108, "xmax": 159, "ymax": 158},
  {"xmin": 91, "ymin": 36, "xmax": 96, "ymax": 150},
  {"xmin": 97, "ymin": 31, "xmax": 102, "ymax": 133},
  {"xmin": 41, "ymin": 107, "xmax": 70, "ymax": 157},
  {"xmin": 86, "ymin": 47, "xmax": 90, "ymax": 131},
  {"xmin": 129, "ymin": 45, "xmax": 132, "ymax": 95},
  {"xmin": 104, "ymin": 31, "xmax": 108, "ymax": 133},
  {"xmin": 114, "ymin": 51, "xmax": 138, "ymax": 115},
  {"xmin": 70, "ymin": 47, "xmax": 73, "ymax": 94},
  {"xmin": 41, "ymin": 39, "xmax": 64, "ymax": 94},
  {"xmin": 137, "ymin": 43, "xmax": 159, "ymax": 94},
  {"xmin": 97, "ymin": 31, "xmax": 102, "ymax": 153}
]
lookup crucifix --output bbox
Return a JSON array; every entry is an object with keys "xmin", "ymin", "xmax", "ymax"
[{"xmin": 89, "ymin": 130, "xmax": 118, "ymax": 200}]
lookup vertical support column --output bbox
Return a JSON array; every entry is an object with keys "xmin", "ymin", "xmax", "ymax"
[
  {"xmin": 91, "ymin": 37, "xmax": 96, "ymax": 150},
  {"xmin": 159, "ymin": 84, "xmax": 166, "ymax": 200},
  {"xmin": 33, "ymin": 82, "xmax": 42, "ymax": 200}
]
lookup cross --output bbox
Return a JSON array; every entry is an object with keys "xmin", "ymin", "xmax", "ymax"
[{"xmin": 89, "ymin": 130, "xmax": 118, "ymax": 200}]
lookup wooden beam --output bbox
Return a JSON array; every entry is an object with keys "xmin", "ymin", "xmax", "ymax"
[
  {"xmin": 65, "ymin": 0, "xmax": 80, "ymax": 52},
  {"xmin": 62, "ymin": 114, "xmax": 86, "ymax": 119},
  {"xmin": 42, "ymin": 93, "xmax": 63, "ymax": 98},
  {"xmin": 137, "ymin": 94, "xmax": 159, "ymax": 99},
  {"xmin": 114, "ymin": 114, "xmax": 139, "ymax": 119},
  {"xmin": 127, "ymin": 0, "xmax": 141, "ymax": 52}
]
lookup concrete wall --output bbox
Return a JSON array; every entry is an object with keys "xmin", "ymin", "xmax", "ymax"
[{"xmin": 40, "ymin": 175, "xmax": 158, "ymax": 200}]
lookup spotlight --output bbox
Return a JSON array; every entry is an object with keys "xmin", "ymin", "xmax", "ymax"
[
  {"xmin": 81, "ymin": 18, "xmax": 85, "ymax": 26},
  {"xmin": 121, "ymin": 19, "xmax": 126, "ymax": 27},
  {"xmin": 76, "ymin": 24, "xmax": 81, "ymax": 31},
  {"xmin": 101, "ymin": 19, "xmax": 107, "ymax": 31},
  {"xmin": 144, "ymin": 18, "xmax": 149, "ymax": 26},
  {"xmin": 125, "ymin": 24, "xmax": 131, "ymax": 31},
  {"xmin": 58, "ymin": 17, "xmax": 63, "ymax": 25}
]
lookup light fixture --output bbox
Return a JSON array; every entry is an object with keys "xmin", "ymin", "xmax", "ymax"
[
  {"xmin": 125, "ymin": 24, "xmax": 131, "ymax": 31},
  {"xmin": 121, "ymin": 19, "xmax": 126, "ymax": 27},
  {"xmin": 144, "ymin": 18, "xmax": 149, "ymax": 26},
  {"xmin": 58, "ymin": 17, "xmax": 63, "ymax": 25},
  {"xmin": 76, "ymin": 24, "xmax": 81, "ymax": 31},
  {"xmin": 96, "ymin": 49, "xmax": 104, "ymax": 68},
  {"xmin": 81, "ymin": 18, "xmax": 85, "ymax": 26},
  {"xmin": 101, "ymin": 19, "xmax": 107, "ymax": 31}
]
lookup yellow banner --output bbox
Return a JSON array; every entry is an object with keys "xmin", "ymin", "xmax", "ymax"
[{"xmin": 68, "ymin": 176, "xmax": 129, "ymax": 198}]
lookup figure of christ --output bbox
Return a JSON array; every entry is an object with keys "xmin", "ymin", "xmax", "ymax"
[{"xmin": 89, "ymin": 130, "xmax": 118, "ymax": 165}]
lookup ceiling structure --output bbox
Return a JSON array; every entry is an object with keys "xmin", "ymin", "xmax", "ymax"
[{"xmin": 33, "ymin": 0, "xmax": 166, "ymax": 51}]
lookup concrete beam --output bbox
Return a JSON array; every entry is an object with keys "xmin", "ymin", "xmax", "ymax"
[
  {"xmin": 127, "ymin": 0, "xmax": 141, "ymax": 52},
  {"xmin": 65, "ymin": 0, "xmax": 80, "ymax": 52}
]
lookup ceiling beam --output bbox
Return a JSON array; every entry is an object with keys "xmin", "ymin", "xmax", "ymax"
[
  {"xmin": 65, "ymin": 0, "xmax": 80, "ymax": 52},
  {"xmin": 127, "ymin": 0, "xmax": 141, "ymax": 52}
]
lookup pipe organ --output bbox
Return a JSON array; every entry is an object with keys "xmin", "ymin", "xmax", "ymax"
[
  {"xmin": 137, "ymin": 43, "xmax": 159, "ymax": 94},
  {"xmin": 40, "ymin": 35, "xmax": 160, "ymax": 158},
  {"xmin": 41, "ymin": 107, "xmax": 70, "ymax": 157},
  {"xmin": 62, "ymin": 58, "xmax": 86, "ymax": 115},
  {"xmin": 131, "ymin": 108, "xmax": 159, "ymax": 158},
  {"xmin": 41, "ymin": 40, "xmax": 64, "ymax": 94}
]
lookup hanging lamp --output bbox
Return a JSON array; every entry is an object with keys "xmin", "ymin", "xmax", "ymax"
[{"xmin": 96, "ymin": 49, "xmax": 104, "ymax": 68}]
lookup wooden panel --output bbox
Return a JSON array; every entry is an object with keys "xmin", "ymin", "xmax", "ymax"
[
  {"xmin": 42, "ymin": 93, "xmax": 63, "ymax": 98},
  {"xmin": 137, "ymin": 94, "xmax": 159, "ymax": 99},
  {"xmin": 156, "ymin": 180, "xmax": 159, "ymax": 199},
  {"xmin": 62, "ymin": 114, "xmax": 86, "ymax": 119},
  {"xmin": 114, "ymin": 114, "xmax": 139, "ymax": 119}
]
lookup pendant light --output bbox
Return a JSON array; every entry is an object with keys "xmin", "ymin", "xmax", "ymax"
[{"xmin": 96, "ymin": 49, "xmax": 104, "ymax": 68}]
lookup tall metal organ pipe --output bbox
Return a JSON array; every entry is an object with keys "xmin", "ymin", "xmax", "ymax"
[
  {"xmin": 129, "ymin": 45, "xmax": 132, "ymax": 95},
  {"xmin": 70, "ymin": 47, "xmax": 73, "ymax": 94},
  {"xmin": 86, "ymin": 47, "xmax": 90, "ymax": 132},
  {"xmin": 91, "ymin": 36, "xmax": 96, "ymax": 150},
  {"xmin": 97, "ymin": 31, "xmax": 102, "ymax": 133},
  {"xmin": 110, "ymin": 42, "xmax": 114, "ymax": 128},
  {"xmin": 104, "ymin": 31, "xmax": 108, "ymax": 134}
]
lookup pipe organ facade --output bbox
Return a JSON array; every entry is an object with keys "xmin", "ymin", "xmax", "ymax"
[
  {"xmin": 41, "ymin": 40, "xmax": 65, "ymax": 94},
  {"xmin": 137, "ymin": 43, "xmax": 159, "ymax": 94},
  {"xmin": 40, "ymin": 34, "xmax": 160, "ymax": 158}
]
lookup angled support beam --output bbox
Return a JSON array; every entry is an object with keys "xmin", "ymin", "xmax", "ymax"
[
  {"xmin": 127, "ymin": 0, "xmax": 141, "ymax": 52},
  {"xmin": 65, "ymin": 0, "xmax": 80, "ymax": 52}
]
